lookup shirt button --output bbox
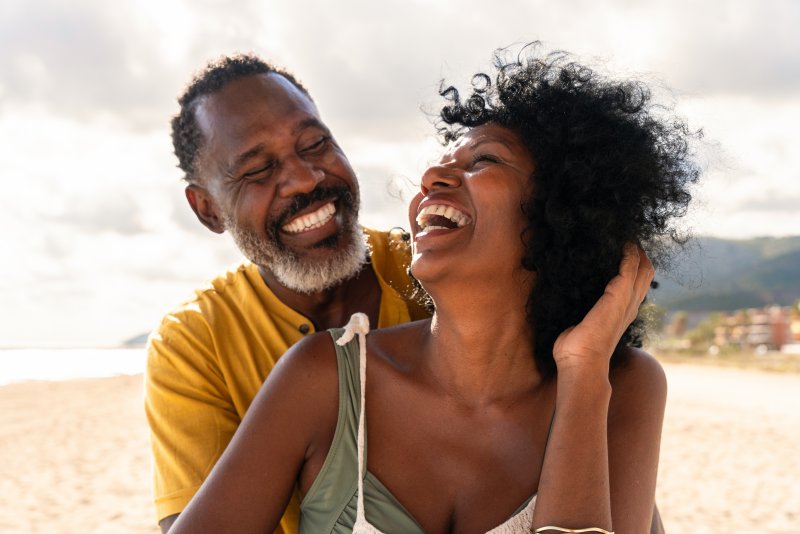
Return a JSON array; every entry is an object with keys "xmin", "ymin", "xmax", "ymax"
[{"xmin": 299, "ymin": 324, "xmax": 310, "ymax": 334}]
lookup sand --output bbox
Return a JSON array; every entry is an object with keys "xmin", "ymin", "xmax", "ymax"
[
  {"xmin": 0, "ymin": 375, "xmax": 156, "ymax": 534},
  {"xmin": 656, "ymin": 364, "xmax": 800, "ymax": 532},
  {"xmin": 0, "ymin": 364, "xmax": 798, "ymax": 533}
]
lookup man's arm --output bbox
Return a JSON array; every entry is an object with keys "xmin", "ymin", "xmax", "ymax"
[
  {"xmin": 144, "ymin": 312, "xmax": 240, "ymax": 526},
  {"xmin": 169, "ymin": 332, "xmax": 339, "ymax": 533}
]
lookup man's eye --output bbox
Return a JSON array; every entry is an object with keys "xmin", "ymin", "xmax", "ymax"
[
  {"xmin": 243, "ymin": 164, "xmax": 273, "ymax": 181},
  {"xmin": 301, "ymin": 136, "xmax": 329, "ymax": 154}
]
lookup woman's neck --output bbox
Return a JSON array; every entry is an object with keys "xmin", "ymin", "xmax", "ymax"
[{"xmin": 418, "ymin": 275, "xmax": 541, "ymax": 406}]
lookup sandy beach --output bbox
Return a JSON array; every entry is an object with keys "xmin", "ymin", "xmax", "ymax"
[{"xmin": 1, "ymin": 363, "xmax": 798, "ymax": 533}]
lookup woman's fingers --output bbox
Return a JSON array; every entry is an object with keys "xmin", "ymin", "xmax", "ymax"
[
  {"xmin": 587, "ymin": 243, "xmax": 640, "ymax": 333},
  {"xmin": 553, "ymin": 243, "xmax": 655, "ymax": 371},
  {"xmin": 630, "ymin": 244, "xmax": 655, "ymax": 314}
]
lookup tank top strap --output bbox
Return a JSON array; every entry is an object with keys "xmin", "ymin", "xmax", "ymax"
[{"xmin": 335, "ymin": 312, "xmax": 372, "ymax": 527}]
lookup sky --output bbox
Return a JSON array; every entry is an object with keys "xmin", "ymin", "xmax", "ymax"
[{"xmin": 1, "ymin": 0, "xmax": 798, "ymax": 347}]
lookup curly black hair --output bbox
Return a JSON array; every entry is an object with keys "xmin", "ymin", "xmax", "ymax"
[
  {"xmin": 171, "ymin": 54, "xmax": 309, "ymax": 183},
  {"xmin": 437, "ymin": 44, "xmax": 700, "ymax": 378}
]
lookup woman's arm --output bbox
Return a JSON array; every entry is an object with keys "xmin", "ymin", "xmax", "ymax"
[
  {"xmin": 532, "ymin": 244, "xmax": 660, "ymax": 533},
  {"xmin": 170, "ymin": 332, "xmax": 340, "ymax": 534},
  {"xmin": 608, "ymin": 348, "xmax": 667, "ymax": 533}
]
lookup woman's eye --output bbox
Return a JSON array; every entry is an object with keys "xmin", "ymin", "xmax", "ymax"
[{"xmin": 471, "ymin": 153, "xmax": 500, "ymax": 166}]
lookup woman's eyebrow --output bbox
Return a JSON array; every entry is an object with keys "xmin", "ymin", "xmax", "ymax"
[{"xmin": 467, "ymin": 138, "xmax": 513, "ymax": 152}]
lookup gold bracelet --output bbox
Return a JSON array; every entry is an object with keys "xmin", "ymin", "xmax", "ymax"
[{"xmin": 533, "ymin": 527, "xmax": 614, "ymax": 534}]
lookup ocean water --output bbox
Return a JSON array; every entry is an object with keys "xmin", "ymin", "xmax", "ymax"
[{"xmin": 0, "ymin": 348, "xmax": 146, "ymax": 385}]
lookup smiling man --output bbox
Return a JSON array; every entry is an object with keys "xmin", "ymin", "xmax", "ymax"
[{"xmin": 144, "ymin": 55, "xmax": 428, "ymax": 533}]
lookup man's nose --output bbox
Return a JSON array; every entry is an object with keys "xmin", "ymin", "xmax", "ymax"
[
  {"xmin": 277, "ymin": 157, "xmax": 324, "ymax": 198},
  {"xmin": 419, "ymin": 163, "xmax": 462, "ymax": 195}
]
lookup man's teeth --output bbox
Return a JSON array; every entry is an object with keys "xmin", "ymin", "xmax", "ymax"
[
  {"xmin": 415, "ymin": 204, "xmax": 471, "ymax": 230},
  {"xmin": 282, "ymin": 202, "xmax": 336, "ymax": 233}
]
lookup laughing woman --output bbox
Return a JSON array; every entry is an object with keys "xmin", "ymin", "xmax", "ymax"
[{"xmin": 172, "ymin": 45, "xmax": 698, "ymax": 534}]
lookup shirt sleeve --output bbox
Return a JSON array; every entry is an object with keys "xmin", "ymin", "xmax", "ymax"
[{"xmin": 144, "ymin": 308, "xmax": 240, "ymax": 522}]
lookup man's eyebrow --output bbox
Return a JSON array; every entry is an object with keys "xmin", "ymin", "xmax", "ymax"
[
  {"xmin": 229, "ymin": 118, "xmax": 328, "ymax": 173},
  {"xmin": 292, "ymin": 117, "xmax": 327, "ymax": 136},
  {"xmin": 231, "ymin": 144, "xmax": 268, "ymax": 173}
]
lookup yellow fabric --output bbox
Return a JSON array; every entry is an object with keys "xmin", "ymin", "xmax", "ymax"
[{"xmin": 144, "ymin": 228, "xmax": 428, "ymax": 532}]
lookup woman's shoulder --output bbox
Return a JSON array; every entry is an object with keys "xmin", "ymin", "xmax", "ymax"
[
  {"xmin": 366, "ymin": 318, "xmax": 432, "ymax": 369},
  {"xmin": 608, "ymin": 346, "xmax": 667, "ymax": 419},
  {"xmin": 262, "ymin": 331, "xmax": 341, "ymax": 402}
]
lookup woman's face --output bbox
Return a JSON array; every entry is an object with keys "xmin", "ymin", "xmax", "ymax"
[{"xmin": 408, "ymin": 123, "xmax": 536, "ymax": 288}]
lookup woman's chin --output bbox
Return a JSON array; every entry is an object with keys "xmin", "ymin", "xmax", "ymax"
[{"xmin": 408, "ymin": 258, "xmax": 444, "ymax": 290}]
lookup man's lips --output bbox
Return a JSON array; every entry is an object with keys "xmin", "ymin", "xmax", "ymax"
[{"xmin": 281, "ymin": 201, "xmax": 336, "ymax": 234}]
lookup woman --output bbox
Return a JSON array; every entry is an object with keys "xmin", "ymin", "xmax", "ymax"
[{"xmin": 172, "ymin": 45, "xmax": 697, "ymax": 533}]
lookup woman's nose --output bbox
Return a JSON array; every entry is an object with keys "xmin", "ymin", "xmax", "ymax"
[{"xmin": 419, "ymin": 164, "xmax": 462, "ymax": 195}]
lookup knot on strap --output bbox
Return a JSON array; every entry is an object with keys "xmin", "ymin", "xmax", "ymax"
[{"xmin": 335, "ymin": 312, "xmax": 371, "ymax": 345}]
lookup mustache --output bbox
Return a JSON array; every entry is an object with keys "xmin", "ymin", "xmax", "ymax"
[
  {"xmin": 278, "ymin": 185, "xmax": 353, "ymax": 226},
  {"xmin": 266, "ymin": 186, "xmax": 357, "ymax": 245}
]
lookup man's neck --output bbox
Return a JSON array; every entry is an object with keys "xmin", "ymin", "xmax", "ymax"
[{"xmin": 258, "ymin": 262, "xmax": 382, "ymax": 331}]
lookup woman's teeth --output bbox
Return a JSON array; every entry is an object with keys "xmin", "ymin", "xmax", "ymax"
[
  {"xmin": 416, "ymin": 204, "xmax": 471, "ymax": 231},
  {"xmin": 282, "ymin": 202, "xmax": 336, "ymax": 233}
]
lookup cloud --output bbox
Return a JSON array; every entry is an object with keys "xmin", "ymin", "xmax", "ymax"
[
  {"xmin": 641, "ymin": 1, "xmax": 800, "ymax": 96},
  {"xmin": 737, "ymin": 194, "xmax": 800, "ymax": 213},
  {"xmin": 45, "ymin": 193, "xmax": 148, "ymax": 236},
  {"xmin": 2, "ymin": 0, "xmax": 796, "ymax": 138},
  {"xmin": 0, "ymin": 0, "xmax": 187, "ymax": 130}
]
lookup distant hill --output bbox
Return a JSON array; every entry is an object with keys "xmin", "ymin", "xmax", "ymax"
[
  {"xmin": 122, "ymin": 333, "xmax": 149, "ymax": 347},
  {"xmin": 651, "ymin": 236, "xmax": 800, "ymax": 311}
]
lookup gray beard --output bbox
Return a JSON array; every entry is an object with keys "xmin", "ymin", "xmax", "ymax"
[{"xmin": 224, "ymin": 212, "xmax": 368, "ymax": 295}]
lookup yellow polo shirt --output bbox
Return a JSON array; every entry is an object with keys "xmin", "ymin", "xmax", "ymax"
[{"xmin": 145, "ymin": 228, "xmax": 428, "ymax": 532}]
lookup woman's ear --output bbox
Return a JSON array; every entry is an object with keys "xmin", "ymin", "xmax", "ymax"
[{"xmin": 185, "ymin": 184, "xmax": 225, "ymax": 234}]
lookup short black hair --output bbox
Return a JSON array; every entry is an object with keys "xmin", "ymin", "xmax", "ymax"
[
  {"xmin": 437, "ymin": 43, "xmax": 700, "ymax": 378},
  {"xmin": 171, "ymin": 53, "xmax": 310, "ymax": 183}
]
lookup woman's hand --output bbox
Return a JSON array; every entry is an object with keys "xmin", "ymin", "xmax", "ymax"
[
  {"xmin": 552, "ymin": 243, "xmax": 654, "ymax": 376},
  {"xmin": 534, "ymin": 244, "xmax": 663, "ymax": 532}
]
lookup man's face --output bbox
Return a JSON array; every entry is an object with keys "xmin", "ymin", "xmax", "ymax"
[{"xmin": 192, "ymin": 73, "xmax": 366, "ymax": 293}]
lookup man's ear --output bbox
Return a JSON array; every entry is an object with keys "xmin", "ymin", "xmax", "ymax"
[{"xmin": 185, "ymin": 184, "xmax": 225, "ymax": 234}]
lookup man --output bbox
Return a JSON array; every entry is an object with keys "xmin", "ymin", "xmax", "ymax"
[{"xmin": 145, "ymin": 54, "xmax": 428, "ymax": 533}]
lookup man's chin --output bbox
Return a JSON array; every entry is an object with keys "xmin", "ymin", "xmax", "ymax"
[
  {"xmin": 268, "ymin": 234, "xmax": 368, "ymax": 295},
  {"xmin": 311, "ymin": 233, "xmax": 340, "ymax": 250},
  {"xmin": 229, "ymin": 210, "xmax": 366, "ymax": 294},
  {"xmin": 277, "ymin": 227, "xmax": 341, "ymax": 253}
]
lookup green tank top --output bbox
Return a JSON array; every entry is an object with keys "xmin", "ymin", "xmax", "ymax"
[
  {"xmin": 300, "ymin": 318, "xmax": 664, "ymax": 533},
  {"xmin": 299, "ymin": 327, "xmax": 535, "ymax": 533},
  {"xmin": 299, "ymin": 328, "xmax": 425, "ymax": 532}
]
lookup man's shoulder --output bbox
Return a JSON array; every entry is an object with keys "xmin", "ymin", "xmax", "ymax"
[
  {"xmin": 149, "ymin": 261, "xmax": 263, "ymax": 343},
  {"xmin": 364, "ymin": 226, "xmax": 412, "ymax": 257},
  {"xmin": 363, "ymin": 226, "xmax": 412, "ymax": 283},
  {"xmin": 167, "ymin": 261, "xmax": 258, "ymax": 317},
  {"xmin": 363, "ymin": 226, "xmax": 430, "ymax": 322}
]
